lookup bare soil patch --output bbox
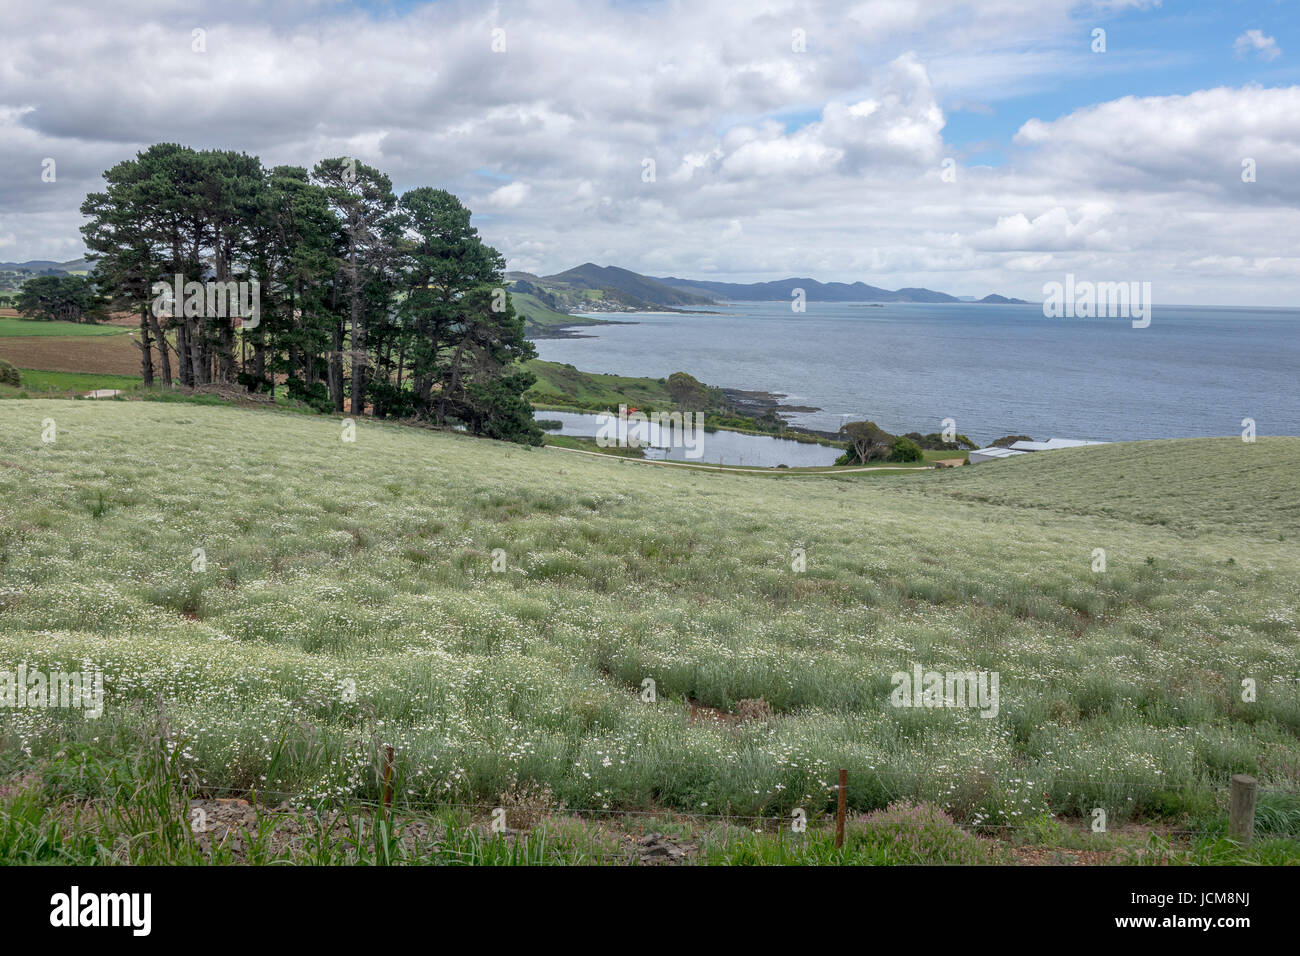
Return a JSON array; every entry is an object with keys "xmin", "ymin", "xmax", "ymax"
[{"xmin": 0, "ymin": 334, "xmax": 143, "ymax": 375}]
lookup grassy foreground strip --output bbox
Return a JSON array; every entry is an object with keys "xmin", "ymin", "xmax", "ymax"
[{"xmin": 0, "ymin": 401, "xmax": 1297, "ymax": 863}]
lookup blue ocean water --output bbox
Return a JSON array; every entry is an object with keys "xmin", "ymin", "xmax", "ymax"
[{"xmin": 534, "ymin": 302, "xmax": 1300, "ymax": 444}]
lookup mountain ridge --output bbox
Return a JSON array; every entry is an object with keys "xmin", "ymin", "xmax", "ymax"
[
  {"xmin": 509, "ymin": 263, "xmax": 1028, "ymax": 311},
  {"xmin": 653, "ymin": 274, "xmax": 1027, "ymax": 305},
  {"xmin": 0, "ymin": 258, "xmax": 92, "ymax": 273}
]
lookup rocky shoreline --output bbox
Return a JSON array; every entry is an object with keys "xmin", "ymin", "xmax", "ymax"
[
  {"xmin": 720, "ymin": 387, "xmax": 844, "ymax": 440},
  {"xmin": 531, "ymin": 318, "xmax": 844, "ymax": 441}
]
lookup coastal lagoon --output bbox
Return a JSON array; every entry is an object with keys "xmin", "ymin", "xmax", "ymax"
[
  {"xmin": 540, "ymin": 410, "xmax": 841, "ymax": 467},
  {"xmin": 535, "ymin": 302, "xmax": 1300, "ymax": 444}
]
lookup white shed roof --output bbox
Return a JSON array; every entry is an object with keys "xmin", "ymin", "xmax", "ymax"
[
  {"xmin": 1009, "ymin": 438, "xmax": 1108, "ymax": 451},
  {"xmin": 970, "ymin": 446, "xmax": 1028, "ymax": 459}
]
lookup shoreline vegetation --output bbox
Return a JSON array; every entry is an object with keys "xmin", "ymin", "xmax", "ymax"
[
  {"xmin": 523, "ymin": 358, "xmax": 846, "ymax": 450},
  {"xmin": 521, "ymin": 317, "xmax": 981, "ymax": 461}
]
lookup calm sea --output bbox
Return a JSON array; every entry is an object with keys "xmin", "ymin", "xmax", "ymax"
[{"xmin": 534, "ymin": 302, "xmax": 1300, "ymax": 444}]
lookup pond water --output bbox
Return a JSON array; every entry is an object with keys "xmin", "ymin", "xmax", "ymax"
[{"xmin": 538, "ymin": 410, "xmax": 841, "ymax": 468}]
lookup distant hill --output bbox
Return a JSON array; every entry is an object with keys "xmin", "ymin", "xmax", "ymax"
[
  {"xmin": 507, "ymin": 262, "xmax": 715, "ymax": 314},
  {"xmin": 0, "ymin": 260, "xmax": 66, "ymax": 273},
  {"xmin": 8, "ymin": 255, "xmax": 1026, "ymax": 306},
  {"xmin": 542, "ymin": 263, "xmax": 715, "ymax": 309},
  {"xmin": 0, "ymin": 258, "xmax": 93, "ymax": 275},
  {"xmin": 654, "ymin": 275, "xmax": 978, "ymax": 303},
  {"xmin": 509, "ymin": 263, "xmax": 1029, "ymax": 313}
]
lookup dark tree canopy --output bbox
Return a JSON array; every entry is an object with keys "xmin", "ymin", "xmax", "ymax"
[
  {"xmin": 15, "ymin": 275, "xmax": 105, "ymax": 323},
  {"xmin": 80, "ymin": 144, "xmax": 540, "ymax": 444},
  {"xmin": 838, "ymin": 420, "xmax": 895, "ymax": 464}
]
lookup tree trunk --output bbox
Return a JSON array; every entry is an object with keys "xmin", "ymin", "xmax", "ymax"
[
  {"xmin": 253, "ymin": 331, "xmax": 267, "ymax": 392},
  {"xmin": 216, "ymin": 234, "xmax": 235, "ymax": 384},
  {"xmin": 219, "ymin": 320, "xmax": 235, "ymax": 385},
  {"xmin": 175, "ymin": 320, "xmax": 192, "ymax": 387},
  {"xmin": 189, "ymin": 316, "xmax": 206, "ymax": 385},
  {"xmin": 147, "ymin": 312, "xmax": 173, "ymax": 387},
  {"xmin": 138, "ymin": 305, "xmax": 154, "ymax": 386},
  {"xmin": 348, "ymin": 219, "xmax": 366, "ymax": 416},
  {"xmin": 328, "ymin": 324, "xmax": 345, "ymax": 412},
  {"xmin": 437, "ymin": 340, "xmax": 466, "ymax": 426}
]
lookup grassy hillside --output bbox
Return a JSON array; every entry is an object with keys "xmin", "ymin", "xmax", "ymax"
[
  {"xmin": 511, "ymin": 291, "xmax": 577, "ymax": 328},
  {"xmin": 912, "ymin": 438, "xmax": 1300, "ymax": 539},
  {"xmin": 525, "ymin": 359, "xmax": 676, "ymax": 409},
  {"xmin": 0, "ymin": 402, "xmax": 1297, "ymax": 860},
  {"xmin": 511, "ymin": 291, "xmax": 614, "ymax": 338}
]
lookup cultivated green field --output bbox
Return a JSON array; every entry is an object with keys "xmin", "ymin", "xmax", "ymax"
[
  {"xmin": 0, "ymin": 370, "xmax": 141, "ymax": 396},
  {"xmin": 0, "ymin": 401, "xmax": 1297, "ymax": 861},
  {"xmin": 0, "ymin": 317, "xmax": 128, "ymax": 338}
]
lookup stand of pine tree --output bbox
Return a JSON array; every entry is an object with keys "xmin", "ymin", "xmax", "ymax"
[{"xmin": 80, "ymin": 144, "xmax": 540, "ymax": 444}]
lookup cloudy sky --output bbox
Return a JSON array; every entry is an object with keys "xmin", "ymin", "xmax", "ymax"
[{"xmin": 2, "ymin": 0, "xmax": 1298, "ymax": 304}]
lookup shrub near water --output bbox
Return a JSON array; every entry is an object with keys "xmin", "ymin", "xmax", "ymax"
[{"xmin": 0, "ymin": 401, "xmax": 1298, "ymax": 834}]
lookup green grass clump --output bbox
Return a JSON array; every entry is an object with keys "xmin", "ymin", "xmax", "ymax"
[{"xmin": 703, "ymin": 803, "xmax": 1006, "ymax": 865}]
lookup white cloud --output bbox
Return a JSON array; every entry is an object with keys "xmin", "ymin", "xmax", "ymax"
[
  {"xmin": 488, "ymin": 182, "xmax": 531, "ymax": 208},
  {"xmin": 1012, "ymin": 86, "xmax": 1300, "ymax": 204},
  {"xmin": 1234, "ymin": 30, "xmax": 1281, "ymax": 62},
  {"xmin": 0, "ymin": 1, "xmax": 1296, "ymax": 303},
  {"xmin": 970, "ymin": 206, "xmax": 1115, "ymax": 252}
]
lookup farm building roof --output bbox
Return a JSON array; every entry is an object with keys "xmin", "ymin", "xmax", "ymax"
[{"xmin": 1008, "ymin": 438, "xmax": 1109, "ymax": 451}]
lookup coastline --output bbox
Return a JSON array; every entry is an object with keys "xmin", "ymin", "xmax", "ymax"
[
  {"xmin": 524, "ymin": 314, "xmax": 843, "ymax": 446},
  {"xmin": 532, "ymin": 301, "xmax": 1300, "ymax": 444}
]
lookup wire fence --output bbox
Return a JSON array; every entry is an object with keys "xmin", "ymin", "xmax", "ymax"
[{"xmin": 179, "ymin": 762, "xmax": 1300, "ymax": 842}]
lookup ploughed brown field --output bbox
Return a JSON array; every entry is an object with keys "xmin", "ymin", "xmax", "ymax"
[{"xmin": 0, "ymin": 331, "xmax": 144, "ymax": 375}]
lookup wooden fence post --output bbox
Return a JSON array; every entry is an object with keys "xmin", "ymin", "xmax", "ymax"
[
  {"xmin": 1229, "ymin": 774, "xmax": 1257, "ymax": 845},
  {"xmin": 835, "ymin": 769, "xmax": 847, "ymax": 848}
]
